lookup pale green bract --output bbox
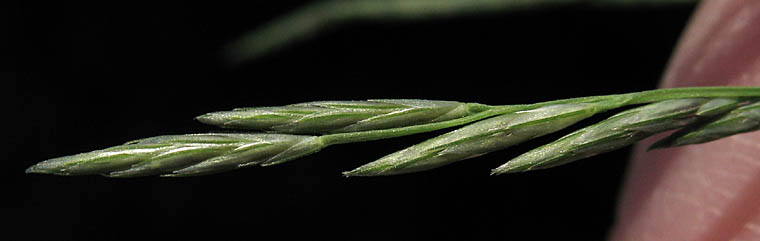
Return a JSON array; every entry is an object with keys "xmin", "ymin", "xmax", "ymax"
[
  {"xmin": 491, "ymin": 98, "xmax": 740, "ymax": 174},
  {"xmin": 197, "ymin": 99, "xmax": 487, "ymax": 134},
  {"xmin": 651, "ymin": 101, "xmax": 760, "ymax": 148},
  {"xmin": 343, "ymin": 103, "xmax": 606, "ymax": 176},
  {"xmin": 25, "ymin": 87, "xmax": 760, "ymax": 178},
  {"xmin": 26, "ymin": 133, "xmax": 323, "ymax": 177}
]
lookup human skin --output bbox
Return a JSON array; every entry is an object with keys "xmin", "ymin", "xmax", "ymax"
[{"xmin": 611, "ymin": 0, "xmax": 760, "ymax": 240}]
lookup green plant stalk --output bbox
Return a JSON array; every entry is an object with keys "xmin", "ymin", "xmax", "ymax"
[
  {"xmin": 321, "ymin": 87, "xmax": 760, "ymax": 145},
  {"xmin": 335, "ymin": 87, "xmax": 760, "ymax": 176},
  {"xmin": 248, "ymin": 87, "xmax": 760, "ymax": 167}
]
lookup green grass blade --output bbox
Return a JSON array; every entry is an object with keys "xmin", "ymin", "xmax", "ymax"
[{"xmin": 226, "ymin": 0, "xmax": 696, "ymax": 64}]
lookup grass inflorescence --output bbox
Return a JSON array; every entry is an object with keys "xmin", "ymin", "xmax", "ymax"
[{"xmin": 26, "ymin": 87, "xmax": 760, "ymax": 177}]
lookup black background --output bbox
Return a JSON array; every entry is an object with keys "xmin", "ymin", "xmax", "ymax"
[{"xmin": 8, "ymin": 1, "xmax": 695, "ymax": 240}]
